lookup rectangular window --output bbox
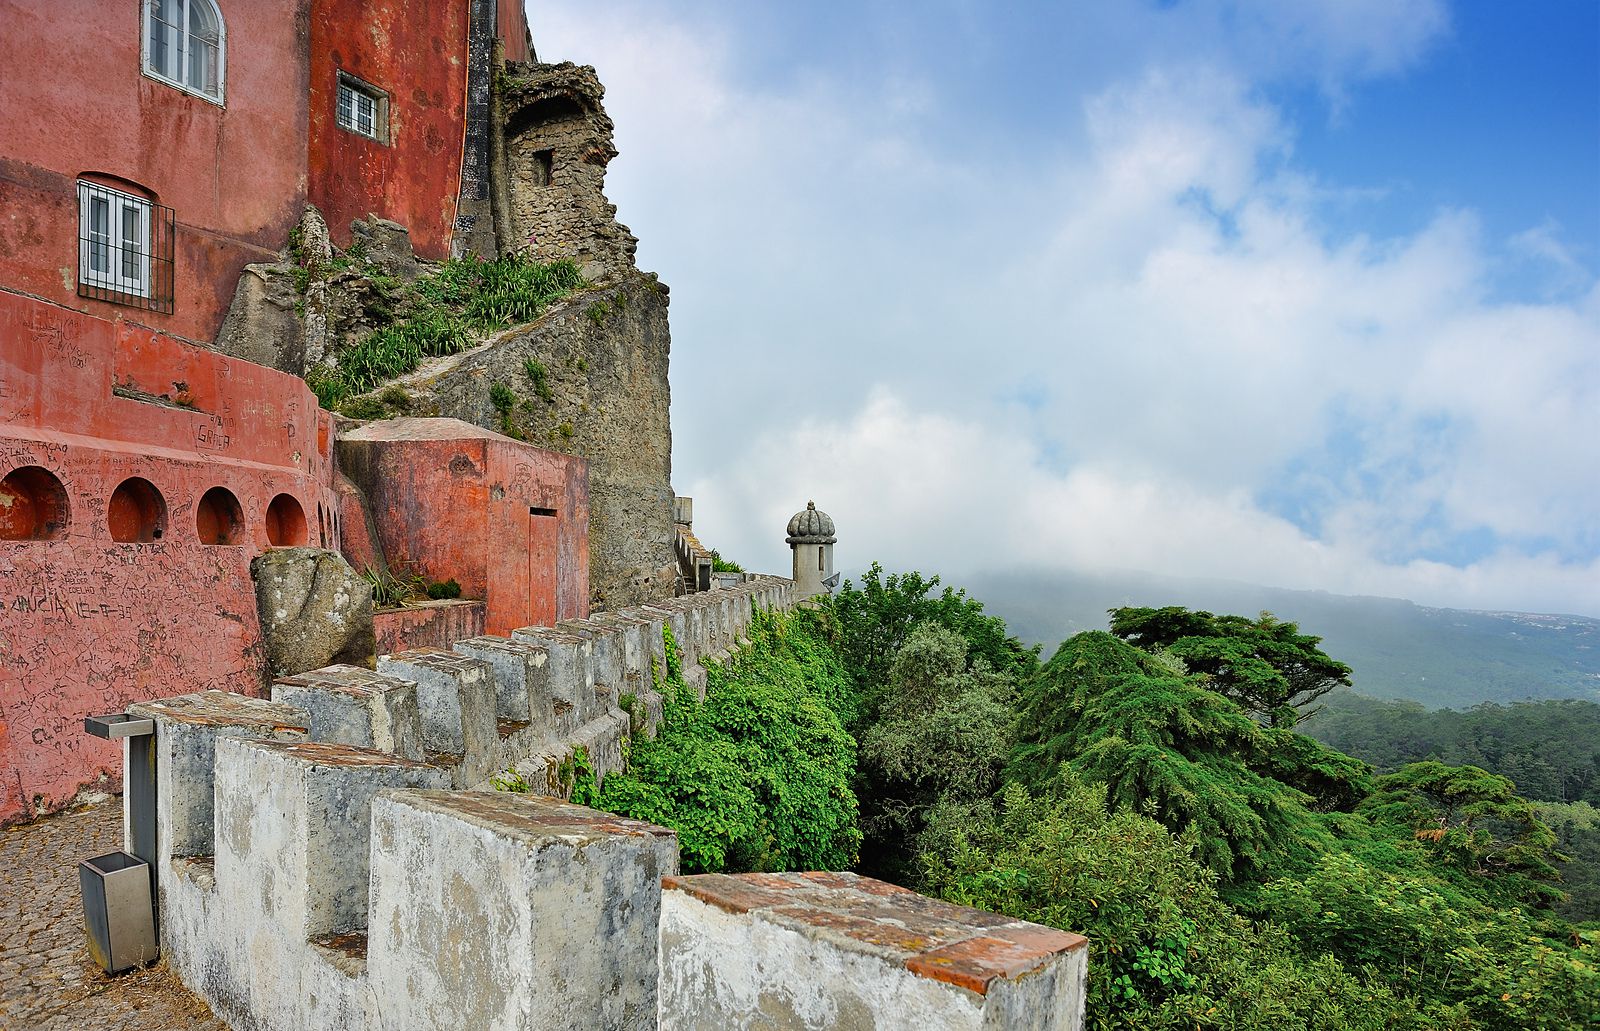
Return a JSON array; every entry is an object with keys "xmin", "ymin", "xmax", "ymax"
[
  {"xmin": 336, "ymin": 74, "xmax": 388, "ymax": 142},
  {"xmin": 76, "ymin": 182, "xmax": 176, "ymax": 313}
]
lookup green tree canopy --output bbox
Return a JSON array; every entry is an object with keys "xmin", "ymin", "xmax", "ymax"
[
  {"xmin": 855, "ymin": 623, "xmax": 1015, "ymax": 881},
  {"xmin": 823, "ymin": 563, "xmax": 1038, "ymax": 717},
  {"xmin": 1109, "ymin": 606, "xmax": 1352, "ymax": 727},
  {"xmin": 1010, "ymin": 631, "xmax": 1360, "ymax": 881},
  {"xmin": 1358, "ymin": 760, "xmax": 1565, "ymax": 889}
]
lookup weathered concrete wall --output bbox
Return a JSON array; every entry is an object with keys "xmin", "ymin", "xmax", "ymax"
[
  {"xmin": 338, "ymin": 418, "xmax": 590, "ymax": 634},
  {"xmin": 502, "ymin": 63, "xmax": 639, "ymax": 283},
  {"xmin": 659, "ymin": 872, "xmax": 1089, "ymax": 1030},
  {"xmin": 129, "ymin": 576, "xmax": 1092, "ymax": 1031},
  {"xmin": 368, "ymin": 792, "xmax": 677, "ymax": 1030},
  {"xmin": 395, "ymin": 274, "xmax": 675, "ymax": 611},
  {"xmin": 0, "ymin": 292, "xmax": 339, "ymax": 825},
  {"xmin": 374, "ymin": 600, "xmax": 487, "ymax": 655}
]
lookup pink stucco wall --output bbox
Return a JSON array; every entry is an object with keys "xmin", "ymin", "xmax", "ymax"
[{"xmin": 0, "ymin": 291, "xmax": 339, "ymax": 824}]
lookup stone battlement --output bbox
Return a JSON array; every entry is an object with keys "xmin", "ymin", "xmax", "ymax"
[{"xmin": 124, "ymin": 576, "xmax": 1086, "ymax": 1029}]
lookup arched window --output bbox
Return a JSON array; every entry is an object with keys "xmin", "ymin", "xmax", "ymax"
[{"xmin": 143, "ymin": 0, "xmax": 225, "ymax": 103}]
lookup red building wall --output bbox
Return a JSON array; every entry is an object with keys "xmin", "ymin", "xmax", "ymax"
[
  {"xmin": 0, "ymin": 0, "xmax": 313, "ymax": 343},
  {"xmin": 339, "ymin": 419, "xmax": 590, "ymax": 636},
  {"xmin": 501, "ymin": 3, "xmax": 533, "ymax": 63},
  {"xmin": 0, "ymin": 291, "xmax": 340, "ymax": 825},
  {"xmin": 308, "ymin": 0, "xmax": 470, "ymax": 258}
]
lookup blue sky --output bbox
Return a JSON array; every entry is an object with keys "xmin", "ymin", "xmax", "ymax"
[{"xmin": 529, "ymin": 1, "xmax": 1600, "ymax": 616}]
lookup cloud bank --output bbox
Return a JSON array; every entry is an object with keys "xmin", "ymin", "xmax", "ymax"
[{"xmin": 528, "ymin": 1, "xmax": 1600, "ymax": 616}]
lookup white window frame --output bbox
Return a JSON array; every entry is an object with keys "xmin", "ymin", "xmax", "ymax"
[
  {"xmin": 141, "ymin": 0, "xmax": 226, "ymax": 105},
  {"xmin": 336, "ymin": 72, "xmax": 389, "ymax": 143},
  {"xmin": 79, "ymin": 184, "xmax": 153, "ymax": 300}
]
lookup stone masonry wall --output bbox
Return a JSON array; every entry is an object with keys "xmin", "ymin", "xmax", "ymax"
[
  {"xmin": 124, "ymin": 575, "xmax": 1087, "ymax": 1030},
  {"xmin": 131, "ymin": 578, "xmax": 793, "ymax": 1028},
  {"xmin": 391, "ymin": 273, "xmax": 676, "ymax": 611},
  {"xmin": 502, "ymin": 62, "xmax": 639, "ymax": 284}
]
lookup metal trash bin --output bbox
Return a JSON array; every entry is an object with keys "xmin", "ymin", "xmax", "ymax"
[{"xmin": 79, "ymin": 851, "xmax": 159, "ymax": 973}]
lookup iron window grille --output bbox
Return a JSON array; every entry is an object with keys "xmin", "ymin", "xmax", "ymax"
[
  {"xmin": 77, "ymin": 182, "xmax": 176, "ymax": 314},
  {"xmin": 143, "ymin": 0, "xmax": 226, "ymax": 103},
  {"xmin": 336, "ymin": 73, "xmax": 389, "ymax": 143}
]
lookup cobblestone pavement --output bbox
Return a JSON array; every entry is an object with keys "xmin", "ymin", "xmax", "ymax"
[{"xmin": 0, "ymin": 799, "xmax": 225, "ymax": 1031}]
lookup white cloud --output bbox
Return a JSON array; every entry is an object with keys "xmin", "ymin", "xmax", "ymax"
[
  {"xmin": 527, "ymin": 1, "xmax": 1599, "ymax": 615},
  {"xmin": 687, "ymin": 392, "xmax": 1600, "ymax": 616}
]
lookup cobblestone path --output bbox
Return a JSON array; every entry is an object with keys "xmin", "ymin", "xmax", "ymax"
[{"xmin": 0, "ymin": 800, "xmax": 224, "ymax": 1031}]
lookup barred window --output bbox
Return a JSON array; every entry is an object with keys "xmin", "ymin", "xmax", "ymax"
[
  {"xmin": 144, "ymin": 0, "xmax": 225, "ymax": 103},
  {"xmin": 336, "ymin": 73, "xmax": 389, "ymax": 143},
  {"xmin": 77, "ymin": 182, "xmax": 176, "ymax": 313}
]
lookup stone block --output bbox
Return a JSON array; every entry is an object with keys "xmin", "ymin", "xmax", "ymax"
[
  {"xmin": 592, "ymin": 612, "xmax": 650, "ymax": 689},
  {"xmin": 510, "ymin": 627, "xmax": 592, "ymax": 735},
  {"xmin": 641, "ymin": 605, "xmax": 685, "ymax": 683},
  {"xmin": 252, "ymin": 547, "xmax": 376, "ymax": 679},
  {"xmin": 213, "ymin": 738, "xmax": 448, "ymax": 940},
  {"xmin": 659, "ymin": 871, "xmax": 1088, "ymax": 1031},
  {"xmin": 368, "ymin": 791, "xmax": 678, "ymax": 1031},
  {"xmin": 127, "ymin": 691, "xmax": 309, "ymax": 859},
  {"xmin": 377, "ymin": 648, "xmax": 497, "ymax": 785},
  {"xmin": 271, "ymin": 665, "xmax": 425, "ymax": 761},
  {"xmin": 451, "ymin": 635, "xmax": 552, "ymax": 727}
]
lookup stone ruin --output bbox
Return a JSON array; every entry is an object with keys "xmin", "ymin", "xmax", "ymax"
[{"xmin": 119, "ymin": 579, "xmax": 1088, "ymax": 1029}]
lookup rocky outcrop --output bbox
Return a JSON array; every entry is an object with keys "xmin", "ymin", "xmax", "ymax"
[
  {"xmin": 501, "ymin": 62, "xmax": 639, "ymax": 283},
  {"xmin": 252, "ymin": 547, "xmax": 376, "ymax": 678},
  {"xmin": 214, "ymin": 210, "xmax": 425, "ymax": 376}
]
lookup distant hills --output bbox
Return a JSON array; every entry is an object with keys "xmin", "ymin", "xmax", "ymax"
[{"xmin": 949, "ymin": 568, "xmax": 1600, "ymax": 710}]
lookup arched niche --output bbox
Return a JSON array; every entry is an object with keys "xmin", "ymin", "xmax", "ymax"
[
  {"xmin": 265, "ymin": 493, "xmax": 308, "ymax": 547},
  {"xmin": 109, "ymin": 477, "xmax": 167, "ymax": 543},
  {"xmin": 196, "ymin": 486, "xmax": 245, "ymax": 545},
  {"xmin": 0, "ymin": 467, "xmax": 70, "ymax": 541}
]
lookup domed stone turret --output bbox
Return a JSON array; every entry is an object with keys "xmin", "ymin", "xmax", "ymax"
[
  {"xmin": 786, "ymin": 500, "xmax": 837, "ymax": 599},
  {"xmin": 785, "ymin": 501, "xmax": 836, "ymax": 545}
]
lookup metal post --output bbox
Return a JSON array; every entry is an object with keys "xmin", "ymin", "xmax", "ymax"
[{"xmin": 84, "ymin": 714, "xmax": 158, "ymax": 939}]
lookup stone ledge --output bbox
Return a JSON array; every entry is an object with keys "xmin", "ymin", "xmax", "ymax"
[
  {"xmin": 662, "ymin": 871, "xmax": 1085, "ymax": 997},
  {"xmin": 385, "ymin": 789, "xmax": 677, "ymax": 846},
  {"xmin": 129, "ymin": 689, "xmax": 308, "ymax": 733}
]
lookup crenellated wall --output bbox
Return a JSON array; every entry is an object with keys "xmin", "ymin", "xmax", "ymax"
[{"xmin": 128, "ymin": 576, "xmax": 1087, "ymax": 1029}]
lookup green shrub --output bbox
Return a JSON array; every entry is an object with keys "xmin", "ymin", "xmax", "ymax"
[
  {"xmin": 594, "ymin": 610, "xmax": 861, "ymax": 873},
  {"xmin": 309, "ymin": 255, "xmax": 584, "ymax": 407},
  {"xmin": 426, "ymin": 578, "xmax": 462, "ymax": 600},
  {"xmin": 523, "ymin": 357, "xmax": 554, "ymax": 402}
]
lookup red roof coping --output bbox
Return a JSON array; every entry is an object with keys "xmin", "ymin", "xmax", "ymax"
[{"xmin": 662, "ymin": 871, "xmax": 1087, "ymax": 996}]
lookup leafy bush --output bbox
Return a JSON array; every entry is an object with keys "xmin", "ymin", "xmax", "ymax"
[
  {"xmin": 361, "ymin": 565, "xmax": 462, "ymax": 608},
  {"xmin": 593, "ymin": 610, "xmax": 861, "ymax": 872},
  {"xmin": 426, "ymin": 578, "xmax": 462, "ymax": 600},
  {"xmin": 922, "ymin": 774, "xmax": 1431, "ymax": 1030}
]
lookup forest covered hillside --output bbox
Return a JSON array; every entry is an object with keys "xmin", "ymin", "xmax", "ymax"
[{"xmin": 962, "ymin": 568, "xmax": 1600, "ymax": 709}]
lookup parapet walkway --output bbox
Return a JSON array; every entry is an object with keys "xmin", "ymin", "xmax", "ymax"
[{"xmin": 117, "ymin": 577, "xmax": 1087, "ymax": 1029}]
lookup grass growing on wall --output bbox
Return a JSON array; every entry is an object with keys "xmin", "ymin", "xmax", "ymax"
[
  {"xmin": 589, "ymin": 609, "xmax": 862, "ymax": 873},
  {"xmin": 308, "ymin": 255, "xmax": 584, "ymax": 408}
]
